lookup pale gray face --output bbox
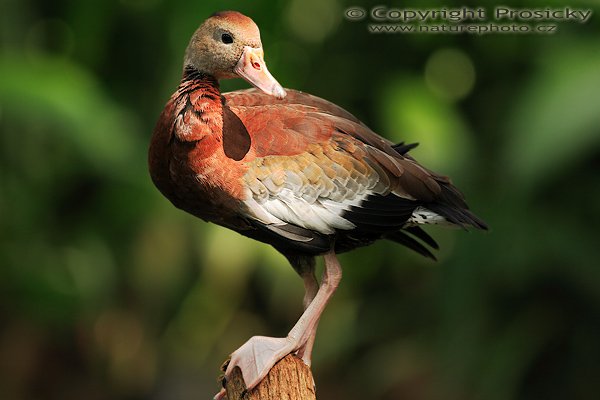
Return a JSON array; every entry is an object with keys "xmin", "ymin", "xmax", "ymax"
[
  {"xmin": 182, "ymin": 11, "xmax": 286, "ymax": 98},
  {"xmin": 183, "ymin": 11, "xmax": 262, "ymax": 79}
]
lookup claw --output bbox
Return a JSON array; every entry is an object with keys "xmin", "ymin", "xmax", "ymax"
[{"xmin": 214, "ymin": 388, "xmax": 227, "ymax": 400}]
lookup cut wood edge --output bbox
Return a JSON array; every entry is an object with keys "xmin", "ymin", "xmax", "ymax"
[{"xmin": 221, "ymin": 354, "xmax": 316, "ymax": 399}]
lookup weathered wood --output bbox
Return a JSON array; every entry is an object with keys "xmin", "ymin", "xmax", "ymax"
[{"xmin": 222, "ymin": 354, "xmax": 316, "ymax": 400}]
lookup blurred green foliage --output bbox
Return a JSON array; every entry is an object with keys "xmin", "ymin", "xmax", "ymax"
[{"xmin": 1, "ymin": 0, "xmax": 600, "ymax": 399}]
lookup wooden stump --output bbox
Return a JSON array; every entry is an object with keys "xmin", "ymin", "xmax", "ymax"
[{"xmin": 222, "ymin": 354, "xmax": 316, "ymax": 400}]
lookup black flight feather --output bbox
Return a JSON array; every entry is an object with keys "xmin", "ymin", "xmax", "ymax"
[{"xmin": 384, "ymin": 231, "xmax": 437, "ymax": 260}]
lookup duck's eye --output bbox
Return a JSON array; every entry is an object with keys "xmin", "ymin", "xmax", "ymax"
[{"xmin": 221, "ymin": 33, "xmax": 233, "ymax": 44}]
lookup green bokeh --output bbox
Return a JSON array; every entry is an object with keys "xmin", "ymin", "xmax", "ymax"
[{"xmin": 1, "ymin": 0, "xmax": 599, "ymax": 399}]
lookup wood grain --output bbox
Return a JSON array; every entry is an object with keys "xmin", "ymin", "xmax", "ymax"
[{"xmin": 222, "ymin": 354, "xmax": 316, "ymax": 400}]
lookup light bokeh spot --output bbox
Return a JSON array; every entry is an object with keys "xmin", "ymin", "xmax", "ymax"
[
  {"xmin": 285, "ymin": 0, "xmax": 341, "ymax": 43},
  {"xmin": 425, "ymin": 48, "xmax": 475, "ymax": 101}
]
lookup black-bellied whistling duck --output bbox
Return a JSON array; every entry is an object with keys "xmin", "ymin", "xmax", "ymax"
[{"xmin": 149, "ymin": 10, "xmax": 487, "ymax": 398}]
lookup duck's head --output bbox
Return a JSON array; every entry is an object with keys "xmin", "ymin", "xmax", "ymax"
[{"xmin": 184, "ymin": 11, "xmax": 286, "ymax": 99}]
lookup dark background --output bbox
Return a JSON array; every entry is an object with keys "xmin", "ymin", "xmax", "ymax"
[{"xmin": 1, "ymin": 0, "xmax": 600, "ymax": 399}]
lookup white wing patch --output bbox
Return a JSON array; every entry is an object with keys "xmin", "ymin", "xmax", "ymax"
[
  {"xmin": 407, "ymin": 206, "xmax": 448, "ymax": 226},
  {"xmin": 244, "ymin": 187, "xmax": 361, "ymax": 234}
]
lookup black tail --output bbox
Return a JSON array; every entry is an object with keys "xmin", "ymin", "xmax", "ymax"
[
  {"xmin": 385, "ymin": 226, "xmax": 438, "ymax": 260},
  {"xmin": 426, "ymin": 180, "xmax": 488, "ymax": 230},
  {"xmin": 392, "ymin": 141, "xmax": 419, "ymax": 155}
]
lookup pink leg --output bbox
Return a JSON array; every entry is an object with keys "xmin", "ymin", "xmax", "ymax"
[
  {"xmin": 301, "ymin": 267, "xmax": 319, "ymax": 310},
  {"xmin": 216, "ymin": 250, "xmax": 342, "ymax": 397},
  {"xmin": 295, "ymin": 262, "xmax": 320, "ymax": 365}
]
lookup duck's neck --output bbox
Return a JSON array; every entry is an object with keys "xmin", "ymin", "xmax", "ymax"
[
  {"xmin": 181, "ymin": 66, "xmax": 219, "ymax": 87},
  {"xmin": 174, "ymin": 67, "xmax": 223, "ymax": 142}
]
